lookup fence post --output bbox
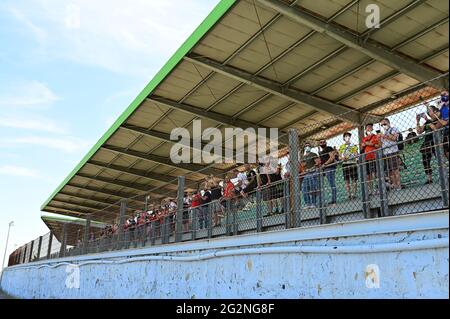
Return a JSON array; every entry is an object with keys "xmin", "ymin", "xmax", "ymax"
[
  {"xmin": 59, "ymin": 224, "xmax": 68, "ymax": 258},
  {"xmin": 225, "ymin": 199, "xmax": 231, "ymax": 236},
  {"xmin": 375, "ymin": 149, "xmax": 389, "ymax": 217},
  {"xmin": 22, "ymin": 245, "xmax": 27, "ymax": 264},
  {"xmin": 282, "ymin": 179, "xmax": 290, "ymax": 229},
  {"xmin": 288, "ymin": 128, "xmax": 301, "ymax": 228},
  {"xmin": 433, "ymin": 130, "xmax": 449, "ymax": 208},
  {"xmin": 175, "ymin": 176, "xmax": 185, "ymax": 242},
  {"xmin": 165, "ymin": 216, "xmax": 171, "ymax": 244},
  {"xmin": 207, "ymin": 204, "xmax": 213, "ymax": 239},
  {"xmin": 28, "ymin": 239, "xmax": 34, "ymax": 263},
  {"xmin": 118, "ymin": 199, "xmax": 128, "ymax": 250},
  {"xmin": 192, "ymin": 207, "xmax": 198, "ymax": 240},
  {"xmin": 358, "ymin": 126, "xmax": 370, "ymax": 218},
  {"xmin": 150, "ymin": 222, "xmax": 156, "ymax": 246},
  {"xmin": 318, "ymin": 169, "xmax": 327, "ymax": 224},
  {"xmin": 47, "ymin": 232, "xmax": 53, "ymax": 259},
  {"xmin": 161, "ymin": 217, "xmax": 167, "ymax": 244},
  {"xmin": 256, "ymin": 187, "xmax": 262, "ymax": 232},
  {"xmin": 83, "ymin": 215, "xmax": 91, "ymax": 255},
  {"xmin": 232, "ymin": 203, "xmax": 238, "ymax": 236},
  {"xmin": 36, "ymin": 236, "xmax": 43, "ymax": 260}
]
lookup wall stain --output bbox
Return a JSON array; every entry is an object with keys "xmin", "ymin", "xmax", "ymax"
[{"xmin": 246, "ymin": 259, "xmax": 253, "ymax": 271}]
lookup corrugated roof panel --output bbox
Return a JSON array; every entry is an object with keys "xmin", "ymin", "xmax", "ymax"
[
  {"xmin": 317, "ymin": 61, "xmax": 394, "ymax": 102},
  {"xmin": 257, "ymin": 32, "xmax": 344, "ymax": 83}
]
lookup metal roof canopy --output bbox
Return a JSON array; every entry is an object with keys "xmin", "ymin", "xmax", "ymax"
[
  {"xmin": 41, "ymin": 215, "xmax": 107, "ymax": 247},
  {"xmin": 41, "ymin": 0, "xmax": 448, "ymax": 223}
]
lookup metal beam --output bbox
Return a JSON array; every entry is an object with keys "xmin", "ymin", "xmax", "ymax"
[
  {"xmin": 311, "ymin": 18, "xmax": 449, "ymax": 96},
  {"xmin": 46, "ymin": 203, "xmax": 92, "ymax": 215},
  {"xmin": 88, "ymin": 160, "xmax": 179, "ymax": 185},
  {"xmin": 184, "ymin": 54, "xmax": 362, "ymax": 124},
  {"xmin": 66, "ymin": 183, "xmax": 145, "ymax": 203},
  {"xmin": 120, "ymin": 124, "xmax": 210, "ymax": 152},
  {"xmin": 51, "ymin": 198, "xmax": 106, "ymax": 212},
  {"xmin": 284, "ymin": 47, "xmax": 449, "ymax": 130},
  {"xmin": 336, "ymin": 48, "xmax": 450, "ymax": 104},
  {"xmin": 76, "ymin": 172, "xmax": 168, "ymax": 195},
  {"xmin": 102, "ymin": 144, "xmax": 224, "ymax": 176},
  {"xmin": 147, "ymin": 96, "xmax": 290, "ymax": 144},
  {"xmin": 256, "ymin": 0, "xmax": 446, "ymax": 88},
  {"xmin": 58, "ymin": 191, "xmax": 127, "ymax": 209}
]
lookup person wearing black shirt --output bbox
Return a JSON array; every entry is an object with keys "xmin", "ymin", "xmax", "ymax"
[
  {"xmin": 200, "ymin": 184, "xmax": 212, "ymax": 229},
  {"xmin": 417, "ymin": 105, "xmax": 440, "ymax": 185},
  {"xmin": 257, "ymin": 162, "xmax": 270, "ymax": 204},
  {"xmin": 319, "ymin": 140, "xmax": 337, "ymax": 205},
  {"xmin": 242, "ymin": 164, "xmax": 257, "ymax": 200},
  {"xmin": 268, "ymin": 164, "xmax": 283, "ymax": 214}
]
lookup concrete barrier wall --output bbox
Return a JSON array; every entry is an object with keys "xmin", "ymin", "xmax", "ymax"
[{"xmin": 1, "ymin": 211, "xmax": 448, "ymax": 299}]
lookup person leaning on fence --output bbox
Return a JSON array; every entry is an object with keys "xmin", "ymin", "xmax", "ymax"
[
  {"xmin": 361, "ymin": 123, "xmax": 381, "ymax": 195},
  {"xmin": 301, "ymin": 142, "xmax": 320, "ymax": 209},
  {"xmin": 339, "ymin": 132, "xmax": 359, "ymax": 200},
  {"xmin": 380, "ymin": 118, "xmax": 402, "ymax": 191},
  {"xmin": 208, "ymin": 179, "xmax": 223, "ymax": 226},
  {"xmin": 416, "ymin": 104, "xmax": 441, "ymax": 185},
  {"xmin": 319, "ymin": 139, "xmax": 338, "ymax": 205}
]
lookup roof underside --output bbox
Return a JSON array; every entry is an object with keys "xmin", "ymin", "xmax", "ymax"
[
  {"xmin": 41, "ymin": 215, "xmax": 106, "ymax": 246},
  {"xmin": 41, "ymin": 0, "xmax": 449, "ymax": 224}
]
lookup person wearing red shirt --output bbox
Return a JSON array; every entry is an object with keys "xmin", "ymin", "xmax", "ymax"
[
  {"xmin": 361, "ymin": 123, "xmax": 381, "ymax": 195},
  {"xmin": 220, "ymin": 175, "xmax": 236, "ymax": 217}
]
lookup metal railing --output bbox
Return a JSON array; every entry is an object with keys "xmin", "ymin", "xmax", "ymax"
[{"xmin": 8, "ymin": 74, "xmax": 450, "ymax": 266}]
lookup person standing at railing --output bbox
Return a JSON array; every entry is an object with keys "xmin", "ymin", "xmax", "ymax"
[
  {"xmin": 426, "ymin": 91, "xmax": 449, "ymax": 160},
  {"xmin": 361, "ymin": 123, "xmax": 381, "ymax": 195},
  {"xmin": 208, "ymin": 180, "xmax": 223, "ymax": 227},
  {"xmin": 380, "ymin": 118, "xmax": 402, "ymax": 191},
  {"xmin": 268, "ymin": 163, "xmax": 284, "ymax": 215},
  {"xmin": 191, "ymin": 190, "xmax": 202, "ymax": 230},
  {"xmin": 319, "ymin": 139, "xmax": 338, "ymax": 206},
  {"xmin": 199, "ymin": 183, "xmax": 212, "ymax": 230},
  {"xmin": 301, "ymin": 142, "xmax": 320, "ymax": 209},
  {"xmin": 339, "ymin": 132, "xmax": 359, "ymax": 200},
  {"xmin": 416, "ymin": 104, "xmax": 441, "ymax": 185}
]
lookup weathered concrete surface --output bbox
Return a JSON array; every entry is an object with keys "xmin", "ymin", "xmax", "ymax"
[
  {"xmin": 0, "ymin": 289, "xmax": 14, "ymax": 299},
  {"xmin": 1, "ymin": 211, "xmax": 448, "ymax": 299}
]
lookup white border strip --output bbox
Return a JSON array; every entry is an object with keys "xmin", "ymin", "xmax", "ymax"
[
  {"xmin": 8, "ymin": 238, "xmax": 449, "ymax": 270},
  {"xmin": 6, "ymin": 210, "xmax": 449, "ymax": 269}
]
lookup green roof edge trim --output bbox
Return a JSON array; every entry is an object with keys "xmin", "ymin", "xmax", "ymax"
[{"xmin": 40, "ymin": 0, "xmax": 237, "ymax": 211}]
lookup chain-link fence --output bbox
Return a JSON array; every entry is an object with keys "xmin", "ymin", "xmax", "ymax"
[{"xmin": 8, "ymin": 74, "xmax": 449, "ymax": 266}]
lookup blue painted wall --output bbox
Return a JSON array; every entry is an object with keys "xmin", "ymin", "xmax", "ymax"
[{"xmin": 1, "ymin": 211, "xmax": 448, "ymax": 299}]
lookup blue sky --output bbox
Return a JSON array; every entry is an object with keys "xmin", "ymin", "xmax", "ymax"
[{"xmin": 0, "ymin": 0, "xmax": 220, "ymax": 267}]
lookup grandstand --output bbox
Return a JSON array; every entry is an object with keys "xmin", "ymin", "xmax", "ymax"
[{"xmin": 2, "ymin": 0, "xmax": 448, "ymax": 299}]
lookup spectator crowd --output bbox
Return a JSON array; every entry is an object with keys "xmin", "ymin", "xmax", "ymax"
[{"xmin": 85, "ymin": 90, "xmax": 449, "ymax": 244}]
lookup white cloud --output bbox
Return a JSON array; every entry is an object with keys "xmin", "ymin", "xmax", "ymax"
[
  {"xmin": 0, "ymin": 165, "xmax": 39, "ymax": 177},
  {"xmin": 8, "ymin": 0, "xmax": 221, "ymax": 77},
  {"xmin": 0, "ymin": 115, "xmax": 67, "ymax": 134},
  {"xmin": 0, "ymin": 81, "xmax": 59, "ymax": 108},
  {"xmin": 8, "ymin": 7, "xmax": 48, "ymax": 43},
  {"xmin": 0, "ymin": 135, "xmax": 91, "ymax": 153}
]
